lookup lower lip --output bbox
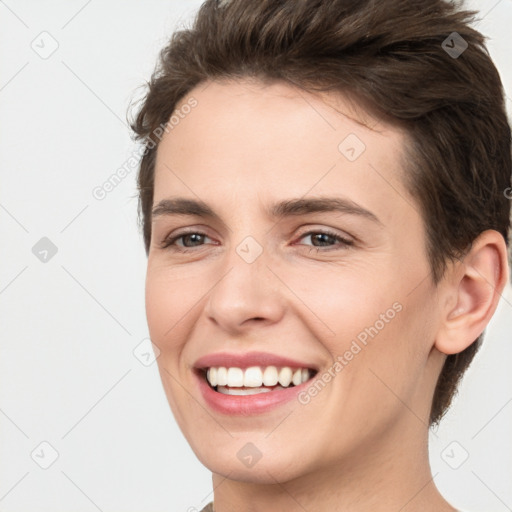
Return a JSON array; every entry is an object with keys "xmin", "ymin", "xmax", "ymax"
[{"xmin": 195, "ymin": 370, "xmax": 313, "ymax": 415}]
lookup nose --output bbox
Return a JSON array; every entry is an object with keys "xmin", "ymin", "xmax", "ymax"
[{"xmin": 203, "ymin": 243, "xmax": 286, "ymax": 334}]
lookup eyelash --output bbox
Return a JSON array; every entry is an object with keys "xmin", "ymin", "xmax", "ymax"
[{"xmin": 159, "ymin": 229, "xmax": 354, "ymax": 252}]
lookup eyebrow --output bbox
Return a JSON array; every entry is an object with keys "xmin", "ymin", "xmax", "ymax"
[{"xmin": 152, "ymin": 196, "xmax": 382, "ymax": 226}]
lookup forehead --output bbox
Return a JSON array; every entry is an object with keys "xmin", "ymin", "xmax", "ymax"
[{"xmin": 153, "ymin": 79, "xmax": 415, "ymax": 228}]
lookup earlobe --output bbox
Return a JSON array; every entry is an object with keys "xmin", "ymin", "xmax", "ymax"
[{"xmin": 435, "ymin": 230, "xmax": 509, "ymax": 356}]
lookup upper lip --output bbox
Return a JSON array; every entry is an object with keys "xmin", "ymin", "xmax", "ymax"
[{"xmin": 193, "ymin": 351, "xmax": 319, "ymax": 371}]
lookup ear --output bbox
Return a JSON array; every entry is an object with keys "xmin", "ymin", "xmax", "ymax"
[{"xmin": 435, "ymin": 230, "xmax": 509, "ymax": 355}]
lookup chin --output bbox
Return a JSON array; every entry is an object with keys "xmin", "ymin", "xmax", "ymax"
[{"xmin": 192, "ymin": 443, "xmax": 308, "ymax": 484}]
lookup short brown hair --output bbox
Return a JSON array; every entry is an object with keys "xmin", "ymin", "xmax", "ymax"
[{"xmin": 130, "ymin": 0, "xmax": 512, "ymax": 426}]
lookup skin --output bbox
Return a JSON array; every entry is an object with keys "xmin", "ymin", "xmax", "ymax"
[{"xmin": 145, "ymin": 79, "xmax": 508, "ymax": 512}]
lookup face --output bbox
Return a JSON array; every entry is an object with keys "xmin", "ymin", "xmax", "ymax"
[{"xmin": 145, "ymin": 79, "xmax": 446, "ymax": 483}]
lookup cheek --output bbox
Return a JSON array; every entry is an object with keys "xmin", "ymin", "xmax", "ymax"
[
  {"xmin": 145, "ymin": 275, "xmax": 170, "ymax": 341},
  {"xmin": 279, "ymin": 261, "xmax": 394, "ymax": 341},
  {"xmin": 144, "ymin": 265, "xmax": 194, "ymax": 346},
  {"xmin": 285, "ymin": 262, "xmax": 430, "ymax": 391},
  {"xmin": 145, "ymin": 250, "xmax": 211, "ymax": 310},
  {"xmin": 332, "ymin": 281, "xmax": 439, "ymax": 424},
  {"xmin": 145, "ymin": 267, "xmax": 200, "ymax": 427}
]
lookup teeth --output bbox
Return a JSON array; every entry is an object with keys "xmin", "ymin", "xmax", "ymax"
[
  {"xmin": 244, "ymin": 366, "xmax": 263, "ymax": 387},
  {"xmin": 217, "ymin": 386, "xmax": 272, "ymax": 395},
  {"xmin": 217, "ymin": 367, "xmax": 227, "ymax": 386},
  {"xmin": 278, "ymin": 367, "xmax": 292, "ymax": 387},
  {"xmin": 206, "ymin": 367, "xmax": 217, "ymax": 387},
  {"xmin": 217, "ymin": 385, "xmax": 286, "ymax": 395},
  {"xmin": 226, "ymin": 367, "xmax": 244, "ymax": 387},
  {"xmin": 262, "ymin": 366, "xmax": 278, "ymax": 386},
  {"xmin": 205, "ymin": 365, "xmax": 312, "ymax": 389}
]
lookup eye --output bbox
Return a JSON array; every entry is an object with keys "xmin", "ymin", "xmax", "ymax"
[
  {"xmin": 296, "ymin": 230, "xmax": 354, "ymax": 251},
  {"xmin": 159, "ymin": 229, "xmax": 353, "ymax": 252},
  {"xmin": 160, "ymin": 231, "xmax": 213, "ymax": 251}
]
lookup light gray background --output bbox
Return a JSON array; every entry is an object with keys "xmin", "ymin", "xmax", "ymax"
[{"xmin": 0, "ymin": 1, "xmax": 511, "ymax": 511}]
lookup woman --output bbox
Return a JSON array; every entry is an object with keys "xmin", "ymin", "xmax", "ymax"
[{"xmin": 131, "ymin": 0, "xmax": 511, "ymax": 510}]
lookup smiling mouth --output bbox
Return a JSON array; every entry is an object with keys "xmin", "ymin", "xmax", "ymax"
[{"xmin": 198, "ymin": 366, "xmax": 318, "ymax": 395}]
